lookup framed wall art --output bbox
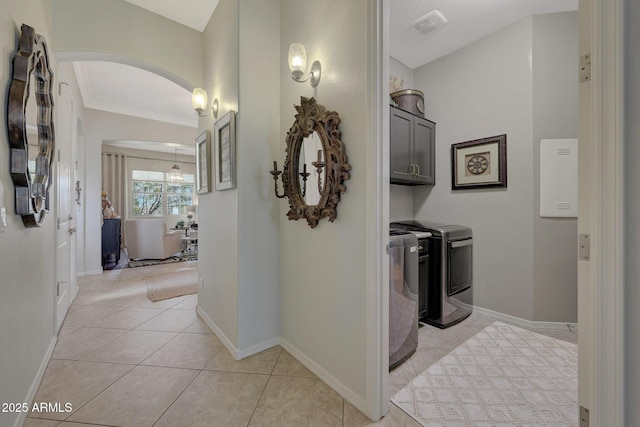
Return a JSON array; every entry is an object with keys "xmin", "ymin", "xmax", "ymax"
[
  {"xmin": 451, "ymin": 134, "xmax": 507, "ymax": 190},
  {"xmin": 195, "ymin": 130, "xmax": 211, "ymax": 194},
  {"xmin": 213, "ymin": 110, "xmax": 236, "ymax": 191}
]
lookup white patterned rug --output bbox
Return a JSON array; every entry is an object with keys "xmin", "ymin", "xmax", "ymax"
[{"xmin": 392, "ymin": 321, "xmax": 578, "ymax": 426}]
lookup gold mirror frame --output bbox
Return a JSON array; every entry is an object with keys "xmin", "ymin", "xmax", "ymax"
[
  {"xmin": 273, "ymin": 97, "xmax": 351, "ymax": 228},
  {"xmin": 7, "ymin": 24, "xmax": 55, "ymax": 227}
]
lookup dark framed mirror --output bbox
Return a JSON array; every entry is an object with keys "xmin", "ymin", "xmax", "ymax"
[
  {"xmin": 6, "ymin": 24, "xmax": 55, "ymax": 227},
  {"xmin": 270, "ymin": 97, "xmax": 351, "ymax": 228}
]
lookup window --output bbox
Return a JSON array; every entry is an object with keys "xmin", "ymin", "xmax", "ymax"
[{"xmin": 132, "ymin": 170, "xmax": 195, "ymax": 216}]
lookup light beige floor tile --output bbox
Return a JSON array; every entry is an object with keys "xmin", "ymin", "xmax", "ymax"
[
  {"xmin": 205, "ymin": 346, "xmax": 281, "ymax": 374},
  {"xmin": 389, "ymin": 359, "xmax": 417, "ymax": 396},
  {"xmin": 61, "ymin": 306, "xmax": 124, "ymax": 328},
  {"xmin": 58, "ymin": 422, "xmax": 109, "ymax": 426},
  {"xmin": 128, "ymin": 294, "xmax": 189, "ymax": 309},
  {"xmin": 447, "ymin": 322, "xmax": 484, "ymax": 343},
  {"xmin": 80, "ymin": 330, "xmax": 177, "ymax": 364},
  {"xmin": 409, "ymin": 346, "xmax": 452, "ymax": 375},
  {"xmin": 343, "ymin": 401, "xmax": 420, "ymax": 426},
  {"xmin": 141, "ymin": 332, "xmax": 224, "ymax": 369},
  {"xmin": 52, "ymin": 327, "xmax": 128, "ymax": 360},
  {"xmin": 183, "ymin": 317, "xmax": 213, "ymax": 334},
  {"xmin": 58, "ymin": 326, "xmax": 80, "ymax": 338},
  {"xmin": 72, "ymin": 288, "xmax": 146, "ymax": 307},
  {"xmin": 67, "ymin": 365, "xmax": 198, "ymax": 427},
  {"xmin": 22, "ymin": 418, "xmax": 60, "ymax": 427},
  {"xmin": 43, "ymin": 358, "xmax": 75, "ymax": 378},
  {"xmin": 134, "ymin": 309, "xmax": 197, "ymax": 332},
  {"xmin": 417, "ymin": 326, "xmax": 462, "ymax": 349},
  {"xmin": 272, "ymin": 350, "xmax": 316, "ymax": 378},
  {"xmin": 154, "ymin": 370, "xmax": 269, "ymax": 427},
  {"xmin": 58, "ymin": 422, "xmax": 110, "ymax": 426},
  {"xmin": 88, "ymin": 307, "xmax": 164, "ymax": 329},
  {"xmin": 169, "ymin": 294, "xmax": 198, "ymax": 310},
  {"xmin": 249, "ymin": 375, "xmax": 343, "ymax": 427},
  {"xmin": 29, "ymin": 361, "xmax": 134, "ymax": 421}
]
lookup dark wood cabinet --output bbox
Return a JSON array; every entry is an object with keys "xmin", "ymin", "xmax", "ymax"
[
  {"xmin": 390, "ymin": 106, "xmax": 436, "ymax": 185},
  {"xmin": 102, "ymin": 218, "xmax": 121, "ymax": 270}
]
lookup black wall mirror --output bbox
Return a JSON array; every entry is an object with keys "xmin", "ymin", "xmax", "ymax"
[
  {"xmin": 270, "ymin": 97, "xmax": 351, "ymax": 228},
  {"xmin": 6, "ymin": 24, "xmax": 55, "ymax": 227}
]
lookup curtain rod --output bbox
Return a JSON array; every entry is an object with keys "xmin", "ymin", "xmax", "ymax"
[{"xmin": 104, "ymin": 152, "xmax": 195, "ymax": 165}]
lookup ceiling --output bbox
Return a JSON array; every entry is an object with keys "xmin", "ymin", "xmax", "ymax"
[
  {"xmin": 390, "ymin": 0, "xmax": 578, "ymax": 69},
  {"xmin": 84, "ymin": 0, "xmax": 578, "ymax": 154},
  {"xmin": 123, "ymin": 0, "xmax": 218, "ymax": 32}
]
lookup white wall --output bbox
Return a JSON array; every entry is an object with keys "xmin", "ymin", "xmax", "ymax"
[
  {"xmin": 413, "ymin": 18, "xmax": 536, "ymax": 319},
  {"xmin": 235, "ymin": 0, "xmax": 280, "ymax": 352},
  {"xmin": 52, "ymin": 0, "xmax": 202, "ymax": 89},
  {"xmin": 0, "ymin": 2, "xmax": 57, "ymax": 426},
  {"xmin": 531, "ymin": 12, "xmax": 578, "ymax": 322},
  {"xmin": 196, "ymin": 0, "xmax": 240, "ymax": 348},
  {"xmin": 412, "ymin": 14, "xmax": 578, "ymax": 322},
  {"xmin": 389, "ymin": 56, "xmax": 414, "ymax": 89},
  {"xmin": 279, "ymin": 0, "xmax": 376, "ymax": 413},
  {"xmin": 82, "ymin": 110, "xmax": 197, "ymax": 274},
  {"xmin": 624, "ymin": 0, "xmax": 639, "ymax": 420}
]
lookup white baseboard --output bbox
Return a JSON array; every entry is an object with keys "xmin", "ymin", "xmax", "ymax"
[
  {"xmin": 236, "ymin": 337, "xmax": 280, "ymax": 360},
  {"xmin": 279, "ymin": 338, "xmax": 369, "ymax": 418},
  {"xmin": 194, "ymin": 307, "xmax": 368, "ymax": 415},
  {"xmin": 14, "ymin": 336, "xmax": 57, "ymax": 427},
  {"xmin": 472, "ymin": 305, "xmax": 578, "ymax": 332},
  {"xmin": 196, "ymin": 306, "xmax": 280, "ymax": 360},
  {"xmin": 196, "ymin": 305, "xmax": 239, "ymax": 359}
]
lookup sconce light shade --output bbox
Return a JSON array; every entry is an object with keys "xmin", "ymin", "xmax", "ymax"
[
  {"xmin": 192, "ymin": 88, "xmax": 208, "ymax": 116},
  {"xmin": 288, "ymin": 43, "xmax": 307, "ymax": 81}
]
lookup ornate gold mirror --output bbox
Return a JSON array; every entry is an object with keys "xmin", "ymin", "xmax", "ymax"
[
  {"xmin": 270, "ymin": 97, "xmax": 351, "ymax": 228},
  {"xmin": 7, "ymin": 24, "xmax": 55, "ymax": 227}
]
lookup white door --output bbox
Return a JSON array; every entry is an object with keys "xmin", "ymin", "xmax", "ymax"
[{"xmin": 55, "ymin": 79, "xmax": 76, "ymax": 333}]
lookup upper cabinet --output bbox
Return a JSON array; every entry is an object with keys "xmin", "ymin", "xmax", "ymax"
[{"xmin": 390, "ymin": 106, "xmax": 436, "ymax": 185}]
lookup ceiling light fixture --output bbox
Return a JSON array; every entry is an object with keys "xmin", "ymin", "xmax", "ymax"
[
  {"xmin": 167, "ymin": 148, "xmax": 184, "ymax": 183},
  {"xmin": 288, "ymin": 43, "xmax": 321, "ymax": 88},
  {"xmin": 192, "ymin": 88, "xmax": 219, "ymax": 118}
]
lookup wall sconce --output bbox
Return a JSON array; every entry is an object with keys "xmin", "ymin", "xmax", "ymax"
[
  {"xmin": 288, "ymin": 43, "xmax": 321, "ymax": 88},
  {"xmin": 192, "ymin": 88, "xmax": 219, "ymax": 118}
]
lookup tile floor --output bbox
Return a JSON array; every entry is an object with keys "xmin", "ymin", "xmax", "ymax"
[{"xmin": 24, "ymin": 262, "xmax": 578, "ymax": 427}]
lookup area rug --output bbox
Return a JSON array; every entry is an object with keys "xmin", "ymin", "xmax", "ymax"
[
  {"xmin": 128, "ymin": 256, "xmax": 183, "ymax": 268},
  {"xmin": 392, "ymin": 321, "xmax": 578, "ymax": 426},
  {"xmin": 145, "ymin": 269, "xmax": 198, "ymax": 301}
]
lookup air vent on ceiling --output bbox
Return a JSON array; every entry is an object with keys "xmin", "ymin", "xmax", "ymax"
[{"xmin": 412, "ymin": 10, "xmax": 447, "ymax": 35}]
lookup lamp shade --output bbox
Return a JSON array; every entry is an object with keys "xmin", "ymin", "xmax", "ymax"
[
  {"xmin": 192, "ymin": 88, "xmax": 208, "ymax": 115},
  {"xmin": 288, "ymin": 43, "xmax": 307, "ymax": 80}
]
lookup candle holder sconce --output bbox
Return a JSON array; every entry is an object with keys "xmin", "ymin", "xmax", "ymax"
[{"xmin": 270, "ymin": 97, "xmax": 351, "ymax": 228}]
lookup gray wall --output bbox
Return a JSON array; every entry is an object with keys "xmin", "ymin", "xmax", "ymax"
[
  {"xmin": 413, "ymin": 17, "xmax": 536, "ymax": 320},
  {"xmin": 531, "ymin": 13, "xmax": 578, "ymax": 322},
  {"xmin": 197, "ymin": 0, "xmax": 241, "ymax": 347},
  {"xmin": 0, "ymin": 2, "xmax": 56, "ymax": 426},
  {"xmin": 624, "ymin": 0, "xmax": 639, "ymax": 421},
  {"xmin": 389, "ymin": 184, "xmax": 413, "ymax": 222},
  {"xmin": 279, "ymin": 0, "xmax": 375, "ymax": 408},
  {"xmin": 412, "ymin": 13, "xmax": 578, "ymax": 322},
  {"xmin": 389, "ymin": 56, "xmax": 414, "ymax": 90}
]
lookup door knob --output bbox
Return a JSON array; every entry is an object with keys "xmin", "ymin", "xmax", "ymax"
[{"xmin": 68, "ymin": 227, "xmax": 77, "ymax": 235}]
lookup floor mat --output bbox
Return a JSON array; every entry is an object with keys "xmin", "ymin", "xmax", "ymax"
[
  {"xmin": 145, "ymin": 269, "xmax": 198, "ymax": 301},
  {"xmin": 392, "ymin": 321, "xmax": 578, "ymax": 426}
]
